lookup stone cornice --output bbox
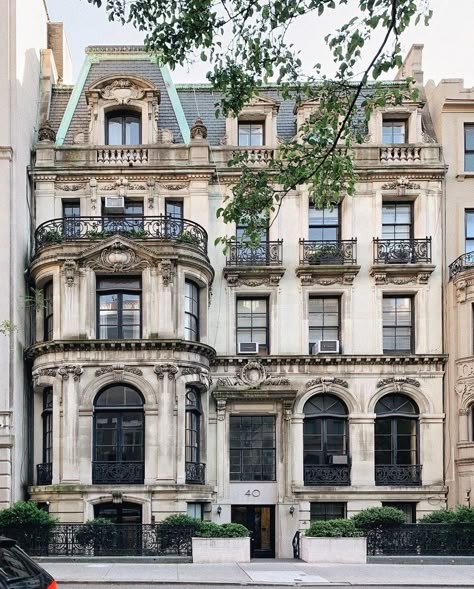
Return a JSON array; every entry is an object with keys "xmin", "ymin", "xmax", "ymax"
[
  {"xmin": 213, "ymin": 390, "xmax": 296, "ymax": 402},
  {"xmin": 26, "ymin": 339, "xmax": 216, "ymax": 361},
  {"xmin": 211, "ymin": 354, "xmax": 447, "ymax": 367}
]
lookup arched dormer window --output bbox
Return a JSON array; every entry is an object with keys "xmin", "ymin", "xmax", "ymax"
[
  {"xmin": 185, "ymin": 387, "xmax": 205, "ymax": 484},
  {"xmin": 375, "ymin": 393, "xmax": 421, "ymax": 486},
  {"xmin": 93, "ymin": 384, "xmax": 144, "ymax": 484},
  {"xmin": 303, "ymin": 393, "xmax": 350, "ymax": 486},
  {"xmin": 106, "ymin": 110, "xmax": 141, "ymax": 145}
]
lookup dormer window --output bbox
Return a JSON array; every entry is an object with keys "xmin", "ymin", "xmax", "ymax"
[
  {"xmin": 238, "ymin": 121, "xmax": 264, "ymax": 146},
  {"xmin": 106, "ymin": 111, "xmax": 141, "ymax": 145},
  {"xmin": 382, "ymin": 119, "xmax": 407, "ymax": 144}
]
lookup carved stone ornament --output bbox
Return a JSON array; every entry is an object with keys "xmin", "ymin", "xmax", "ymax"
[
  {"xmin": 160, "ymin": 259, "xmax": 174, "ymax": 286},
  {"xmin": 154, "ymin": 363, "xmax": 179, "ymax": 380},
  {"xmin": 85, "ymin": 240, "xmax": 152, "ymax": 273},
  {"xmin": 56, "ymin": 184, "xmax": 84, "ymax": 192},
  {"xmin": 100, "ymin": 78, "xmax": 149, "ymax": 104},
  {"xmin": 58, "ymin": 365, "xmax": 83, "ymax": 381},
  {"xmin": 381, "ymin": 177, "xmax": 420, "ymax": 192},
  {"xmin": 306, "ymin": 377, "xmax": 348, "ymax": 391},
  {"xmin": 160, "ymin": 183, "xmax": 187, "ymax": 191},
  {"xmin": 33, "ymin": 368, "xmax": 57, "ymax": 386},
  {"xmin": 455, "ymin": 279, "xmax": 467, "ymax": 303},
  {"xmin": 371, "ymin": 270, "xmax": 432, "ymax": 286},
  {"xmin": 283, "ymin": 400, "xmax": 294, "ymax": 421},
  {"xmin": 63, "ymin": 259, "xmax": 78, "ymax": 287},
  {"xmin": 38, "ymin": 120, "xmax": 56, "ymax": 143},
  {"xmin": 377, "ymin": 376, "xmax": 420, "ymax": 390},
  {"xmin": 157, "ymin": 128, "xmax": 174, "ymax": 144},
  {"xmin": 216, "ymin": 398, "xmax": 227, "ymax": 421},
  {"xmin": 181, "ymin": 367, "xmax": 211, "ymax": 388},
  {"xmin": 190, "ymin": 117, "xmax": 208, "ymax": 140},
  {"xmin": 299, "ymin": 273, "xmax": 356, "ymax": 286},
  {"xmin": 215, "ymin": 361, "xmax": 290, "ymax": 388},
  {"xmin": 226, "ymin": 273, "xmax": 282, "ymax": 287},
  {"xmin": 95, "ymin": 365, "xmax": 143, "ymax": 378}
]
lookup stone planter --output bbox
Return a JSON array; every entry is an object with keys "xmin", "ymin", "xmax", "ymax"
[
  {"xmin": 301, "ymin": 536, "xmax": 367, "ymax": 564},
  {"xmin": 192, "ymin": 537, "xmax": 251, "ymax": 563}
]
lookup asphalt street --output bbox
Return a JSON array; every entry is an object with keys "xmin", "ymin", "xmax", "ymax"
[{"xmin": 57, "ymin": 586, "xmax": 474, "ymax": 589}]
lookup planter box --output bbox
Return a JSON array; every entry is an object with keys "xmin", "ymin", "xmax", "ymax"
[
  {"xmin": 192, "ymin": 537, "xmax": 250, "ymax": 563},
  {"xmin": 301, "ymin": 536, "xmax": 367, "ymax": 564}
]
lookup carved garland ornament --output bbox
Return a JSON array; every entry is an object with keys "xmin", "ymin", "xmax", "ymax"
[
  {"xmin": 377, "ymin": 376, "xmax": 420, "ymax": 389},
  {"xmin": 95, "ymin": 365, "xmax": 143, "ymax": 378},
  {"xmin": 215, "ymin": 361, "xmax": 290, "ymax": 388},
  {"xmin": 86, "ymin": 241, "xmax": 152, "ymax": 273},
  {"xmin": 306, "ymin": 377, "xmax": 348, "ymax": 391}
]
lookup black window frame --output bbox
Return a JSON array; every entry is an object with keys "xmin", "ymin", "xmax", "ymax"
[
  {"xmin": 464, "ymin": 124, "xmax": 474, "ymax": 172},
  {"xmin": 42, "ymin": 387, "xmax": 53, "ymax": 465},
  {"xmin": 185, "ymin": 387, "xmax": 202, "ymax": 464},
  {"xmin": 43, "ymin": 280, "xmax": 54, "ymax": 342},
  {"xmin": 238, "ymin": 121, "xmax": 265, "ymax": 146},
  {"xmin": 229, "ymin": 415, "xmax": 276, "ymax": 481},
  {"xmin": 375, "ymin": 393, "xmax": 419, "ymax": 468},
  {"xmin": 382, "ymin": 202, "xmax": 413, "ymax": 240},
  {"xmin": 184, "ymin": 279, "xmax": 200, "ymax": 342},
  {"xmin": 236, "ymin": 296, "xmax": 269, "ymax": 355},
  {"xmin": 105, "ymin": 110, "xmax": 142, "ymax": 145},
  {"xmin": 308, "ymin": 296, "xmax": 341, "ymax": 354},
  {"xmin": 382, "ymin": 118, "xmax": 408, "ymax": 144},
  {"xmin": 310, "ymin": 502, "xmax": 347, "ymax": 522},
  {"xmin": 382, "ymin": 295, "xmax": 414, "ymax": 354},
  {"xmin": 308, "ymin": 205, "xmax": 340, "ymax": 241},
  {"xmin": 96, "ymin": 276, "xmax": 142, "ymax": 340}
]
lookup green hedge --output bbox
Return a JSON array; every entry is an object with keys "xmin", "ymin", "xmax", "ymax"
[
  {"xmin": 351, "ymin": 506, "xmax": 406, "ymax": 530},
  {"xmin": 420, "ymin": 505, "xmax": 474, "ymax": 523},
  {"xmin": 0, "ymin": 501, "xmax": 57, "ymax": 527},
  {"xmin": 161, "ymin": 514, "xmax": 201, "ymax": 526},
  {"xmin": 197, "ymin": 522, "xmax": 249, "ymax": 538},
  {"xmin": 305, "ymin": 519, "xmax": 362, "ymax": 538}
]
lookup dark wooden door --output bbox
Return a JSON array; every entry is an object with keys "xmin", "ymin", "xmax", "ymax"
[{"xmin": 231, "ymin": 505, "xmax": 275, "ymax": 558}]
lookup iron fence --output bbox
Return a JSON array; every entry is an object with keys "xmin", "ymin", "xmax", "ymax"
[
  {"xmin": 92, "ymin": 461, "xmax": 144, "ymax": 484},
  {"xmin": 304, "ymin": 464, "xmax": 351, "ymax": 486},
  {"xmin": 375, "ymin": 464, "xmax": 422, "ymax": 486},
  {"xmin": 299, "ymin": 239, "xmax": 357, "ymax": 265},
  {"xmin": 367, "ymin": 524, "xmax": 474, "ymax": 556},
  {"xmin": 226, "ymin": 240, "xmax": 283, "ymax": 266},
  {"xmin": 34, "ymin": 215, "xmax": 208, "ymax": 254},
  {"xmin": 373, "ymin": 238, "xmax": 432, "ymax": 264},
  {"xmin": 185, "ymin": 462, "xmax": 206, "ymax": 484},
  {"xmin": 0, "ymin": 523, "xmax": 198, "ymax": 557}
]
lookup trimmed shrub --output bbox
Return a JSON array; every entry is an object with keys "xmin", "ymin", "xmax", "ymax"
[
  {"xmin": 0, "ymin": 501, "xmax": 57, "ymax": 527},
  {"xmin": 351, "ymin": 507, "xmax": 406, "ymax": 530},
  {"xmin": 75, "ymin": 518, "xmax": 117, "ymax": 551},
  {"xmin": 420, "ymin": 505, "xmax": 474, "ymax": 523},
  {"xmin": 198, "ymin": 522, "xmax": 249, "ymax": 538},
  {"xmin": 305, "ymin": 519, "xmax": 362, "ymax": 538}
]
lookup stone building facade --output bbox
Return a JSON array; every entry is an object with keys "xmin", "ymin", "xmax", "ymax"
[{"xmin": 29, "ymin": 44, "xmax": 447, "ymax": 558}]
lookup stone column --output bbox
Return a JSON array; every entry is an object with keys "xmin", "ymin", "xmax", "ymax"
[
  {"xmin": 420, "ymin": 414, "xmax": 445, "ymax": 486},
  {"xmin": 349, "ymin": 414, "xmax": 376, "ymax": 486},
  {"xmin": 144, "ymin": 403, "xmax": 159, "ymax": 484},
  {"xmin": 154, "ymin": 364, "xmax": 178, "ymax": 482},
  {"xmin": 215, "ymin": 399, "xmax": 227, "ymax": 501},
  {"xmin": 58, "ymin": 365, "xmax": 83, "ymax": 482},
  {"xmin": 291, "ymin": 414, "xmax": 304, "ymax": 487},
  {"xmin": 459, "ymin": 408, "xmax": 470, "ymax": 442}
]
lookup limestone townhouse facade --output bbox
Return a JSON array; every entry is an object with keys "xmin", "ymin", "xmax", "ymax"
[{"xmin": 28, "ymin": 44, "xmax": 447, "ymax": 558}]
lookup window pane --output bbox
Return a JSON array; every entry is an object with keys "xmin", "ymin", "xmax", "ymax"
[
  {"xmin": 125, "ymin": 117, "xmax": 140, "ymax": 144},
  {"xmin": 166, "ymin": 200, "xmax": 183, "ymax": 219},
  {"xmin": 310, "ymin": 502, "xmax": 346, "ymax": 521},
  {"xmin": 229, "ymin": 416, "xmax": 275, "ymax": 481},
  {"xmin": 465, "ymin": 126, "xmax": 474, "ymax": 150},
  {"xmin": 107, "ymin": 118, "xmax": 123, "ymax": 144}
]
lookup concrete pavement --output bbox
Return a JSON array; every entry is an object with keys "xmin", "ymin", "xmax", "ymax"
[{"xmin": 40, "ymin": 561, "xmax": 474, "ymax": 586}]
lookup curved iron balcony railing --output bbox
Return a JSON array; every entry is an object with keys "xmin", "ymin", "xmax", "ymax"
[
  {"xmin": 35, "ymin": 216, "xmax": 208, "ymax": 255},
  {"xmin": 304, "ymin": 464, "xmax": 351, "ymax": 486},
  {"xmin": 36, "ymin": 462, "xmax": 52, "ymax": 485},
  {"xmin": 92, "ymin": 461, "xmax": 144, "ymax": 484},
  {"xmin": 299, "ymin": 239, "xmax": 357, "ymax": 265},
  {"xmin": 375, "ymin": 464, "xmax": 422, "ymax": 486},
  {"xmin": 226, "ymin": 240, "xmax": 283, "ymax": 266},
  {"xmin": 373, "ymin": 238, "xmax": 431, "ymax": 264},
  {"xmin": 185, "ymin": 462, "xmax": 206, "ymax": 484},
  {"xmin": 449, "ymin": 252, "xmax": 474, "ymax": 279}
]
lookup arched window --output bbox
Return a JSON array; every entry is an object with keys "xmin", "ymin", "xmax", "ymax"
[
  {"xmin": 93, "ymin": 384, "xmax": 144, "ymax": 484},
  {"xmin": 375, "ymin": 393, "xmax": 421, "ymax": 486},
  {"xmin": 303, "ymin": 394, "xmax": 350, "ymax": 486},
  {"xmin": 106, "ymin": 111, "xmax": 141, "ymax": 145},
  {"xmin": 185, "ymin": 388, "xmax": 205, "ymax": 484},
  {"xmin": 37, "ymin": 388, "xmax": 53, "ymax": 485}
]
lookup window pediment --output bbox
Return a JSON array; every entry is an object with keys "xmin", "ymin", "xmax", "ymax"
[
  {"xmin": 86, "ymin": 75, "xmax": 160, "ymax": 106},
  {"xmin": 77, "ymin": 237, "xmax": 161, "ymax": 272}
]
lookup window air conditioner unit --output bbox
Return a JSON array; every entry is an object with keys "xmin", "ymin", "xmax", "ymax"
[
  {"xmin": 331, "ymin": 455, "xmax": 348, "ymax": 465},
  {"xmin": 238, "ymin": 342, "xmax": 259, "ymax": 354},
  {"xmin": 316, "ymin": 340, "xmax": 340, "ymax": 354},
  {"xmin": 104, "ymin": 196, "xmax": 125, "ymax": 213}
]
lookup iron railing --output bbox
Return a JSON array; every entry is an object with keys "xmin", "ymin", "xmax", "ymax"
[
  {"xmin": 375, "ymin": 464, "xmax": 422, "ymax": 486},
  {"xmin": 185, "ymin": 462, "xmax": 206, "ymax": 485},
  {"xmin": 292, "ymin": 531, "xmax": 301, "ymax": 559},
  {"xmin": 36, "ymin": 462, "xmax": 52, "ymax": 485},
  {"xmin": 92, "ymin": 461, "xmax": 144, "ymax": 484},
  {"xmin": 0, "ymin": 523, "xmax": 198, "ymax": 557},
  {"xmin": 367, "ymin": 524, "xmax": 474, "ymax": 556},
  {"xmin": 299, "ymin": 239, "xmax": 357, "ymax": 265},
  {"xmin": 304, "ymin": 464, "xmax": 351, "ymax": 486},
  {"xmin": 373, "ymin": 238, "xmax": 431, "ymax": 264},
  {"xmin": 226, "ymin": 240, "xmax": 283, "ymax": 266},
  {"xmin": 449, "ymin": 251, "xmax": 474, "ymax": 279},
  {"xmin": 34, "ymin": 215, "xmax": 208, "ymax": 254}
]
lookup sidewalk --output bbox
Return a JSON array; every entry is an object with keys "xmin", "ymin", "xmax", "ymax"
[{"xmin": 40, "ymin": 561, "xmax": 474, "ymax": 586}]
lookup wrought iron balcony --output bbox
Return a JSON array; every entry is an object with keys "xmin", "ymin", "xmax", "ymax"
[
  {"xmin": 375, "ymin": 464, "xmax": 422, "ymax": 486},
  {"xmin": 185, "ymin": 462, "xmax": 206, "ymax": 485},
  {"xmin": 299, "ymin": 239, "xmax": 357, "ymax": 265},
  {"xmin": 449, "ymin": 252, "xmax": 474, "ymax": 279},
  {"xmin": 36, "ymin": 462, "xmax": 52, "ymax": 485},
  {"xmin": 92, "ymin": 461, "xmax": 144, "ymax": 484},
  {"xmin": 373, "ymin": 238, "xmax": 432, "ymax": 264},
  {"xmin": 35, "ymin": 215, "xmax": 208, "ymax": 255},
  {"xmin": 304, "ymin": 464, "xmax": 351, "ymax": 486},
  {"xmin": 226, "ymin": 240, "xmax": 283, "ymax": 266}
]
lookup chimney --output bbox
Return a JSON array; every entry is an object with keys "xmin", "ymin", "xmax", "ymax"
[
  {"xmin": 47, "ymin": 22, "xmax": 73, "ymax": 83},
  {"xmin": 395, "ymin": 44, "xmax": 424, "ymax": 86}
]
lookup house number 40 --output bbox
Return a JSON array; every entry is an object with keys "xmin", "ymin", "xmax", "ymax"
[{"xmin": 245, "ymin": 489, "xmax": 261, "ymax": 497}]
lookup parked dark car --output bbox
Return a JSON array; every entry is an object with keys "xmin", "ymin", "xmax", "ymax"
[{"xmin": 0, "ymin": 537, "xmax": 56, "ymax": 588}]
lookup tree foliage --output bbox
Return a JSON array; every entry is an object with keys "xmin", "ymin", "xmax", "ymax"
[
  {"xmin": 419, "ymin": 505, "xmax": 474, "ymax": 524},
  {"xmin": 351, "ymin": 506, "xmax": 406, "ymax": 529},
  {"xmin": 86, "ymin": 0, "xmax": 432, "ymax": 244},
  {"xmin": 0, "ymin": 501, "xmax": 57, "ymax": 527}
]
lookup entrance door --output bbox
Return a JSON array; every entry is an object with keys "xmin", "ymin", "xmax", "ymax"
[
  {"xmin": 93, "ymin": 502, "xmax": 142, "ymax": 555},
  {"xmin": 231, "ymin": 505, "xmax": 275, "ymax": 558}
]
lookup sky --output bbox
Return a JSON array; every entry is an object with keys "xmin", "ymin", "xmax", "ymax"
[{"xmin": 46, "ymin": 0, "xmax": 474, "ymax": 88}]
